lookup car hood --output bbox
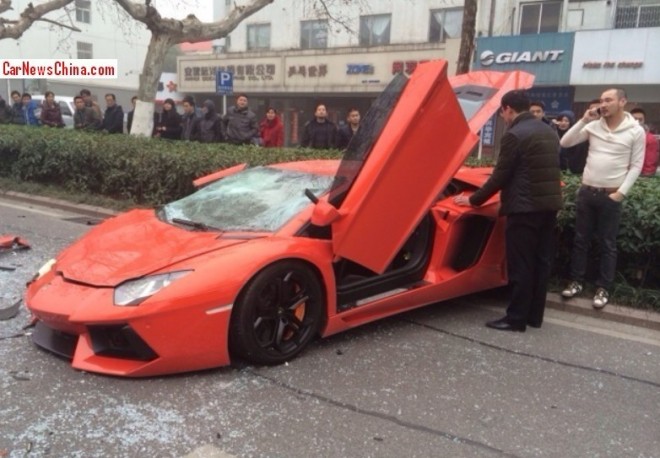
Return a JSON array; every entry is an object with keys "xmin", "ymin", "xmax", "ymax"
[{"xmin": 57, "ymin": 209, "xmax": 250, "ymax": 287}]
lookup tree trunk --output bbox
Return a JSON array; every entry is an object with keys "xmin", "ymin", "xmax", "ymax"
[
  {"xmin": 130, "ymin": 32, "xmax": 175, "ymax": 137},
  {"xmin": 456, "ymin": 0, "xmax": 478, "ymax": 75}
]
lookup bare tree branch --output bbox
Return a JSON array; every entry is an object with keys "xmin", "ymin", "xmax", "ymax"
[
  {"xmin": 0, "ymin": 0, "xmax": 76, "ymax": 39},
  {"xmin": 114, "ymin": 0, "xmax": 274, "ymax": 42}
]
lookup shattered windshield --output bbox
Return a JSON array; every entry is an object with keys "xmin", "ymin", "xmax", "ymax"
[{"xmin": 161, "ymin": 167, "xmax": 334, "ymax": 232}]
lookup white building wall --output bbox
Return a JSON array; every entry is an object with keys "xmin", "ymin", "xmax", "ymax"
[
  {"xmin": 0, "ymin": 0, "xmax": 149, "ymax": 95},
  {"xmin": 224, "ymin": 0, "xmax": 465, "ymax": 52},
  {"xmin": 478, "ymin": 0, "xmax": 614, "ymax": 37}
]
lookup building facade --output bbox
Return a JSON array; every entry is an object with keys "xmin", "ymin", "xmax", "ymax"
[
  {"xmin": 178, "ymin": 0, "xmax": 466, "ymax": 145},
  {"xmin": 473, "ymin": 0, "xmax": 660, "ymax": 148}
]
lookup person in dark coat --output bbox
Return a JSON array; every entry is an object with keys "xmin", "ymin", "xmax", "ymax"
[
  {"xmin": 259, "ymin": 107, "xmax": 284, "ymax": 147},
  {"xmin": 180, "ymin": 96, "xmax": 201, "ymax": 141},
  {"xmin": 336, "ymin": 108, "xmax": 360, "ymax": 150},
  {"xmin": 223, "ymin": 93, "xmax": 258, "ymax": 145},
  {"xmin": 73, "ymin": 95, "xmax": 101, "ymax": 131},
  {"xmin": 301, "ymin": 103, "xmax": 337, "ymax": 149},
  {"xmin": 40, "ymin": 91, "xmax": 65, "ymax": 128},
  {"xmin": 126, "ymin": 96, "xmax": 137, "ymax": 134},
  {"xmin": 101, "ymin": 93, "xmax": 124, "ymax": 134},
  {"xmin": 0, "ymin": 97, "xmax": 15, "ymax": 124},
  {"xmin": 554, "ymin": 110, "xmax": 575, "ymax": 171},
  {"xmin": 454, "ymin": 90, "xmax": 563, "ymax": 332},
  {"xmin": 153, "ymin": 98, "xmax": 182, "ymax": 140},
  {"xmin": 198, "ymin": 99, "xmax": 223, "ymax": 143},
  {"xmin": 10, "ymin": 91, "xmax": 25, "ymax": 125}
]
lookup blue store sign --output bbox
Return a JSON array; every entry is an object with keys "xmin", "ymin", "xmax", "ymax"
[
  {"xmin": 474, "ymin": 33, "xmax": 574, "ymax": 85},
  {"xmin": 526, "ymin": 86, "xmax": 575, "ymax": 116}
]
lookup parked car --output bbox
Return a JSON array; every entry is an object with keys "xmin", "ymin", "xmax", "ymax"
[
  {"xmin": 32, "ymin": 95, "xmax": 75, "ymax": 128},
  {"xmin": 25, "ymin": 60, "xmax": 534, "ymax": 377}
]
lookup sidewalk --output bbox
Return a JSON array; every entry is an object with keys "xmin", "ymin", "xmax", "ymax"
[{"xmin": 3, "ymin": 189, "xmax": 659, "ymax": 331}]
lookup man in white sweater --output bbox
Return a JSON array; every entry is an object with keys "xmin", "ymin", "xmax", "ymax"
[{"xmin": 559, "ymin": 88, "xmax": 645, "ymax": 309}]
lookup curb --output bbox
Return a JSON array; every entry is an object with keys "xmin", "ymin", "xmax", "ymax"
[
  {"xmin": 1, "ymin": 190, "xmax": 118, "ymax": 219},
  {"xmin": 3, "ymin": 190, "xmax": 659, "ymax": 332},
  {"xmin": 545, "ymin": 292, "xmax": 660, "ymax": 332}
]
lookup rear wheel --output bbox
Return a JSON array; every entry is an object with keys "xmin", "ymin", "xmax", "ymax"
[{"xmin": 229, "ymin": 261, "xmax": 324, "ymax": 365}]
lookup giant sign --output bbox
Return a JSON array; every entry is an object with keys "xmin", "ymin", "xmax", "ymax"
[{"xmin": 474, "ymin": 33, "xmax": 574, "ymax": 85}]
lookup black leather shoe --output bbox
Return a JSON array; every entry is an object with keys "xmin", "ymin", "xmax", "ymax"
[
  {"xmin": 486, "ymin": 317, "xmax": 526, "ymax": 332},
  {"xmin": 527, "ymin": 320, "xmax": 542, "ymax": 328}
]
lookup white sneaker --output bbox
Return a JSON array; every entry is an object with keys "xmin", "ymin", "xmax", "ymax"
[
  {"xmin": 562, "ymin": 281, "xmax": 583, "ymax": 298},
  {"xmin": 593, "ymin": 288, "xmax": 609, "ymax": 309}
]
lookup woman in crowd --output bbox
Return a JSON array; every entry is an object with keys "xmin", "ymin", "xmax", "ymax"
[
  {"xmin": 153, "ymin": 98, "xmax": 182, "ymax": 140},
  {"xmin": 40, "ymin": 91, "xmax": 65, "ymax": 128},
  {"xmin": 259, "ymin": 107, "xmax": 284, "ymax": 147}
]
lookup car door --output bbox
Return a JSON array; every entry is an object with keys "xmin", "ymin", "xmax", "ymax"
[{"xmin": 322, "ymin": 60, "xmax": 534, "ymax": 274}]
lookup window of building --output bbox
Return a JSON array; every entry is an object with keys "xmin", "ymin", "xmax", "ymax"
[
  {"xmin": 247, "ymin": 23, "xmax": 271, "ymax": 50},
  {"xmin": 75, "ymin": 0, "xmax": 91, "ymax": 24},
  {"xmin": 77, "ymin": 41, "xmax": 93, "ymax": 59},
  {"xmin": 300, "ymin": 20, "xmax": 328, "ymax": 49},
  {"xmin": 615, "ymin": 0, "xmax": 660, "ymax": 28},
  {"xmin": 519, "ymin": 1, "xmax": 561, "ymax": 34},
  {"xmin": 429, "ymin": 8, "xmax": 463, "ymax": 42},
  {"xmin": 359, "ymin": 14, "xmax": 391, "ymax": 46}
]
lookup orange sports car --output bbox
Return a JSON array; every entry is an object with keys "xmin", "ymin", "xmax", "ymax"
[{"xmin": 25, "ymin": 60, "xmax": 534, "ymax": 376}]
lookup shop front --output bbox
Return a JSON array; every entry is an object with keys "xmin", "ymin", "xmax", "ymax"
[{"xmin": 177, "ymin": 42, "xmax": 460, "ymax": 145}]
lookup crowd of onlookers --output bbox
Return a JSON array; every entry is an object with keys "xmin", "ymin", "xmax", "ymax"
[
  {"xmin": 2, "ymin": 89, "xmax": 656, "ymax": 173},
  {"xmin": 0, "ymin": 89, "xmax": 364, "ymax": 150}
]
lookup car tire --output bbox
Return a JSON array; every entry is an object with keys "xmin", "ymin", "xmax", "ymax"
[{"xmin": 229, "ymin": 260, "xmax": 324, "ymax": 365}]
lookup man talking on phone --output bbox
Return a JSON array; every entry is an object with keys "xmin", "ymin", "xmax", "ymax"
[{"xmin": 559, "ymin": 88, "xmax": 645, "ymax": 309}]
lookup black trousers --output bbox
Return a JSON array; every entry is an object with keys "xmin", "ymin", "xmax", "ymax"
[{"xmin": 505, "ymin": 211, "xmax": 558, "ymax": 325}]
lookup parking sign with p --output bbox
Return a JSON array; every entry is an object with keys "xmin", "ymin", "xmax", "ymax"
[{"xmin": 216, "ymin": 70, "xmax": 233, "ymax": 95}]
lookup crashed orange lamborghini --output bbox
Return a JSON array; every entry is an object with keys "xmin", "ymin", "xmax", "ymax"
[{"xmin": 25, "ymin": 60, "xmax": 534, "ymax": 376}]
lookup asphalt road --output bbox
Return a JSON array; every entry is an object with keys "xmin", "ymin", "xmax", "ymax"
[{"xmin": 1, "ymin": 197, "xmax": 659, "ymax": 458}]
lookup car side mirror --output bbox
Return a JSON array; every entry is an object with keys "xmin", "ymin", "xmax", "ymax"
[{"xmin": 311, "ymin": 199, "xmax": 344, "ymax": 226}]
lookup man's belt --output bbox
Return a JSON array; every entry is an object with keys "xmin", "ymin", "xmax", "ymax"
[{"xmin": 581, "ymin": 184, "xmax": 619, "ymax": 194}]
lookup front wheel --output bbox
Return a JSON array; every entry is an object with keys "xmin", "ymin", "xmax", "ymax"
[{"xmin": 229, "ymin": 261, "xmax": 324, "ymax": 365}]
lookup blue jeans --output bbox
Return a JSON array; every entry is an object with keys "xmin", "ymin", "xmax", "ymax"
[{"xmin": 569, "ymin": 186, "xmax": 623, "ymax": 289}]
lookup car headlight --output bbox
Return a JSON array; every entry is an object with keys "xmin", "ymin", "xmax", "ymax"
[{"xmin": 114, "ymin": 271, "xmax": 192, "ymax": 306}]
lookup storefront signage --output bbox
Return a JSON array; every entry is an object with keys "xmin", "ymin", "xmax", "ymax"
[
  {"xmin": 391, "ymin": 60, "xmax": 430, "ymax": 75},
  {"xmin": 474, "ymin": 33, "xmax": 574, "ymax": 85},
  {"xmin": 570, "ymin": 29, "xmax": 659, "ymax": 85},
  {"xmin": 582, "ymin": 61, "xmax": 643, "ymax": 69},
  {"xmin": 183, "ymin": 63, "xmax": 276, "ymax": 83},
  {"xmin": 479, "ymin": 50, "xmax": 564, "ymax": 66},
  {"xmin": 288, "ymin": 64, "xmax": 328, "ymax": 78},
  {"xmin": 346, "ymin": 64, "xmax": 375, "ymax": 75}
]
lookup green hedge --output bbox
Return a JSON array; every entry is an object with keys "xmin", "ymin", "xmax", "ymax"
[
  {"xmin": 0, "ymin": 125, "xmax": 340, "ymax": 205},
  {"xmin": 1, "ymin": 125, "xmax": 658, "ymax": 304}
]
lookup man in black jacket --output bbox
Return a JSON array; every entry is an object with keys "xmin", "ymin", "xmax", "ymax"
[
  {"xmin": 101, "ymin": 93, "xmax": 124, "ymax": 134},
  {"xmin": 301, "ymin": 103, "xmax": 337, "ymax": 149},
  {"xmin": 455, "ymin": 90, "xmax": 562, "ymax": 332}
]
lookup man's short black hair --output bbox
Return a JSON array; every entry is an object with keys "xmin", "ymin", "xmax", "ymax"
[
  {"xmin": 501, "ymin": 90, "xmax": 531, "ymax": 113},
  {"xmin": 105, "ymin": 93, "xmax": 116, "ymax": 101},
  {"xmin": 10, "ymin": 90, "xmax": 20, "ymax": 98},
  {"xmin": 74, "ymin": 95, "xmax": 84, "ymax": 103},
  {"xmin": 530, "ymin": 100, "xmax": 545, "ymax": 110},
  {"xmin": 630, "ymin": 107, "xmax": 646, "ymax": 116},
  {"xmin": 183, "ymin": 95, "xmax": 196, "ymax": 106},
  {"xmin": 80, "ymin": 89, "xmax": 91, "ymax": 97}
]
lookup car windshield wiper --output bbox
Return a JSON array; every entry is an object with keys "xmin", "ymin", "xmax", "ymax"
[{"xmin": 172, "ymin": 218, "xmax": 215, "ymax": 231}]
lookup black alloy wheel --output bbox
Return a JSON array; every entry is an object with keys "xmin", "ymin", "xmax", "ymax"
[{"xmin": 229, "ymin": 261, "xmax": 324, "ymax": 365}]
